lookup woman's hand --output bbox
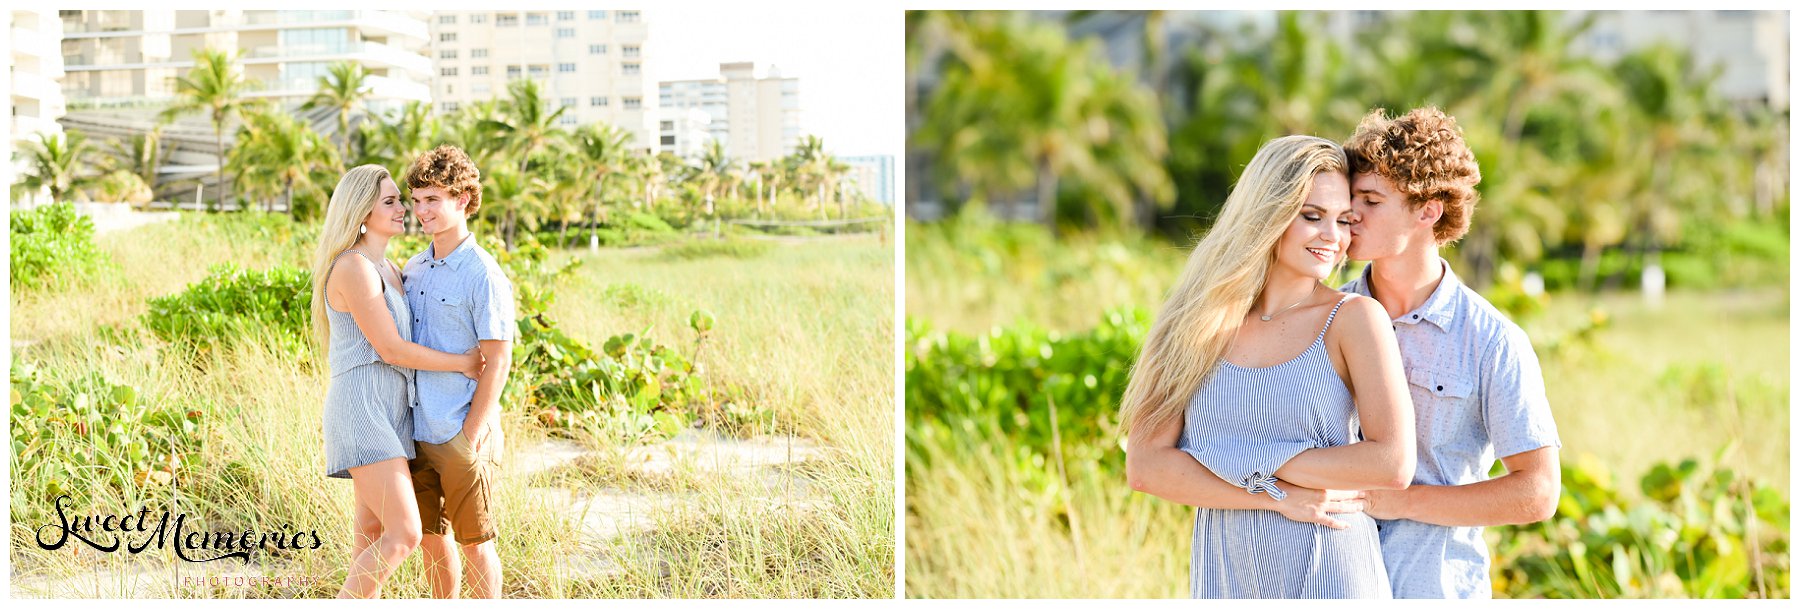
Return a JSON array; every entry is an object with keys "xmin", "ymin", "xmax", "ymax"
[
  {"xmin": 461, "ymin": 347, "xmax": 485, "ymax": 380},
  {"xmin": 1272, "ymin": 482, "xmax": 1365, "ymax": 530}
]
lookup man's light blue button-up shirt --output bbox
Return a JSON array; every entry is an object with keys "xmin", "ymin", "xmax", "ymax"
[
  {"xmin": 402, "ymin": 235, "xmax": 515, "ymax": 445},
  {"xmin": 1341, "ymin": 259, "xmax": 1561, "ymax": 599}
]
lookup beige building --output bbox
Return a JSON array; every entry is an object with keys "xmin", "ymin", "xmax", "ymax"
[
  {"xmin": 427, "ymin": 9, "xmax": 656, "ymax": 151},
  {"xmin": 58, "ymin": 10, "xmax": 432, "ymax": 113},
  {"xmin": 658, "ymin": 107, "xmax": 712, "ymax": 158},
  {"xmin": 10, "ymin": 9, "xmax": 68, "ymax": 206},
  {"xmin": 659, "ymin": 61, "xmax": 800, "ymax": 163}
]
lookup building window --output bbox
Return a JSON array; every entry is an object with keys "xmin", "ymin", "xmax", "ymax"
[
  {"xmin": 622, "ymin": 62, "xmax": 640, "ymax": 76},
  {"xmin": 439, "ymin": 32, "xmax": 457, "ymax": 43},
  {"xmin": 441, "ymin": 102, "xmax": 459, "ymax": 113},
  {"xmin": 660, "ymin": 120, "xmax": 673, "ymax": 130},
  {"xmin": 589, "ymin": 44, "xmax": 607, "ymax": 55},
  {"xmin": 660, "ymin": 135, "xmax": 676, "ymax": 146},
  {"xmin": 556, "ymin": 28, "xmax": 574, "ymax": 38},
  {"xmin": 561, "ymin": 97, "xmax": 576, "ymax": 107},
  {"xmin": 507, "ymin": 65, "xmax": 522, "ymax": 80},
  {"xmin": 438, "ymin": 15, "xmax": 456, "ymax": 25},
  {"xmin": 528, "ymin": 64, "xmax": 547, "ymax": 78},
  {"xmin": 440, "ymin": 49, "xmax": 457, "ymax": 60},
  {"xmin": 560, "ymin": 115, "xmax": 578, "ymax": 126},
  {"xmin": 473, "ymin": 82, "xmax": 491, "ymax": 94},
  {"xmin": 623, "ymin": 96, "xmax": 641, "ymax": 109},
  {"xmin": 618, "ymin": 11, "xmax": 640, "ymax": 23},
  {"xmin": 444, "ymin": 83, "xmax": 454, "ymax": 94},
  {"xmin": 471, "ymin": 65, "xmax": 488, "ymax": 76},
  {"xmin": 557, "ymin": 10, "xmax": 575, "ymax": 21},
  {"xmin": 623, "ymin": 44, "xmax": 640, "ymax": 58},
  {"xmin": 589, "ymin": 10, "xmax": 607, "ymax": 20},
  {"xmin": 471, "ymin": 48, "xmax": 488, "ymax": 59},
  {"xmin": 527, "ymin": 13, "xmax": 547, "ymax": 26},
  {"xmin": 470, "ymin": 13, "xmax": 487, "ymax": 24},
  {"xmin": 558, "ymin": 62, "xmax": 576, "ymax": 73},
  {"xmin": 440, "ymin": 67, "xmax": 458, "ymax": 77},
  {"xmin": 497, "ymin": 14, "xmax": 518, "ymax": 27},
  {"xmin": 591, "ymin": 96, "xmax": 609, "ymax": 107}
]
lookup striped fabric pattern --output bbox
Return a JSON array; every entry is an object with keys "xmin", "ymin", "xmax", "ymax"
[
  {"xmin": 1176, "ymin": 294, "xmax": 1392, "ymax": 598},
  {"xmin": 320, "ymin": 250, "xmax": 417, "ymax": 479}
]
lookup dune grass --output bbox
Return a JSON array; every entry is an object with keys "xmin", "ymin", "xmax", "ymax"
[
  {"xmin": 9, "ymin": 214, "xmax": 894, "ymax": 598},
  {"xmin": 903, "ymin": 223, "xmax": 1788, "ymax": 598}
]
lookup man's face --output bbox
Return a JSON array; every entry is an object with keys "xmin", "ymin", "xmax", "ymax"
[
  {"xmin": 410, "ymin": 186, "xmax": 467, "ymax": 236},
  {"xmin": 1346, "ymin": 172, "xmax": 1435, "ymax": 261}
]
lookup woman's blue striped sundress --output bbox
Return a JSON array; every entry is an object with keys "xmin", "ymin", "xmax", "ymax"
[
  {"xmin": 320, "ymin": 249, "xmax": 417, "ymax": 479},
  {"xmin": 1176, "ymin": 294, "xmax": 1391, "ymax": 598}
]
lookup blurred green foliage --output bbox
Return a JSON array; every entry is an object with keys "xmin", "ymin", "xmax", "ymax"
[
  {"xmin": 9, "ymin": 203, "xmax": 110, "ymax": 290},
  {"xmin": 908, "ymin": 10, "xmax": 1789, "ymax": 291}
]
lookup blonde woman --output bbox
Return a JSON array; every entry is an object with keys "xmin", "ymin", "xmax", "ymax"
[
  {"xmin": 1122, "ymin": 136, "xmax": 1416, "ymax": 598},
  {"xmin": 311, "ymin": 164, "xmax": 483, "ymax": 598}
]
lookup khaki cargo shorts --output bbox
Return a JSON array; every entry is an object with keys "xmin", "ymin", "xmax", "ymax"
[{"xmin": 410, "ymin": 422, "xmax": 503, "ymax": 545}]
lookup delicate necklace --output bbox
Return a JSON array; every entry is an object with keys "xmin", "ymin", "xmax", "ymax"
[{"xmin": 1259, "ymin": 282, "xmax": 1319, "ymax": 322}]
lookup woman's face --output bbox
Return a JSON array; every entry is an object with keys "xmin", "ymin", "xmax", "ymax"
[
  {"xmin": 360, "ymin": 177, "xmax": 407, "ymax": 238},
  {"xmin": 1273, "ymin": 171, "xmax": 1353, "ymax": 281}
]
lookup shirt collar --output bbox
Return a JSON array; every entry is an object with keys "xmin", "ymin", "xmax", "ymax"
[
  {"xmin": 1349, "ymin": 258, "xmax": 1461, "ymax": 332},
  {"xmin": 422, "ymin": 234, "xmax": 475, "ymax": 271}
]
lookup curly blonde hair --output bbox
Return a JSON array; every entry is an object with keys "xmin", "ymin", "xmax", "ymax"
[
  {"xmin": 404, "ymin": 145, "xmax": 484, "ymax": 216},
  {"xmin": 1343, "ymin": 107, "xmax": 1481, "ymax": 244}
]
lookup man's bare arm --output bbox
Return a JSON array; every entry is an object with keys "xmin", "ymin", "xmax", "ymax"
[
  {"xmin": 1363, "ymin": 446, "xmax": 1560, "ymax": 526},
  {"xmin": 463, "ymin": 339, "xmax": 512, "ymax": 451}
]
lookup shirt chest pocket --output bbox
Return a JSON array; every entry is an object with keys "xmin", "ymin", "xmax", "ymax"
[
  {"xmin": 1407, "ymin": 366, "xmax": 1478, "ymax": 439},
  {"xmin": 428, "ymin": 294, "xmax": 475, "ymax": 343}
]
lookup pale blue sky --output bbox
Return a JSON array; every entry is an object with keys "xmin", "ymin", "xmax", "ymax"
[{"xmin": 644, "ymin": 6, "xmax": 899, "ymax": 158}]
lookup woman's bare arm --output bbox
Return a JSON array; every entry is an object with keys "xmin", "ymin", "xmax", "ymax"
[
  {"xmin": 330, "ymin": 256, "xmax": 482, "ymax": 377},
  {"xmin": 1125, "ymin": 408, "xmax": 1365, "ymax": 529},
  {"xmin": 1273, "ymin": 296, "xmax": 1417, "ymax": 490}
]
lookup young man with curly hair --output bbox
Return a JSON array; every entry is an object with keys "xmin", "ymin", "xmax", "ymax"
[
  {"xmin": 1337, "ymin": 107, "xmax": 1562, "ymax": 598},
  {"xmin": 401, "ymin": 145, "xmax": 515, "ymax": 598}
]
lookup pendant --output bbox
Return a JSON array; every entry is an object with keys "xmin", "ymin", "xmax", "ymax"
[{"xmin": 1260, "ymin": 315, "xmax": 1272, "ymax": 321}]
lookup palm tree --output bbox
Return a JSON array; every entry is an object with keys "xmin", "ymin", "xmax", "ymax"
[
  {"xmin": 229, "ymin": 108, "xmax": 340, "ymax": 219},
  {"xmin": 300, "ymin": 60, "xmax": 372, "ymax": 161},
  {"xmin": 106, "ymin": 126, "xmax": 167, "ymax": 203},
  {"xmin": 571, "ymin": 123, "xmax": 633, "ymax": 245},
  {"xmin": 357, "ymin": 100, "xmax": 440, "ymax": 179},
  {"xmin": 162, "ymin": 47, "xmax": 255, "ymax": 211},
  {"xmin": 483, "ymin": 79, "xmax": 571, "ymax": 248},
  {"xmin": 12, "ymin": 131, "xmax": 100, "ymax": 204},
  {"xmin": 915, "ymin": 11, "xmax": 1172, "ymax": 232},
  {"xmin": 691, "ymin": 139, "xmax": 733, "ymax": 211}
]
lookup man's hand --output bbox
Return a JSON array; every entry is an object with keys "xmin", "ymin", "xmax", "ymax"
[
  {"xmin": 1360, "ymin": 488, "xmax": 1409, "ymax": 520},
  {"xmin": 1273, "ymin": 482, "xmax": 1366, "ymax": 530}
]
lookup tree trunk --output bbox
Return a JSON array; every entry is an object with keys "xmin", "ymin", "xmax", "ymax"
[
  {"xmin": 285, "ymin": 178, "xmax": 296, "ymax": 221},
  {"xmin": 213, "ymin": 124, "xmax": 225, "ymax": 213},
  {"xmin": 1036, "ymin": 157, "xmax": 1059, "ymax": 235}
]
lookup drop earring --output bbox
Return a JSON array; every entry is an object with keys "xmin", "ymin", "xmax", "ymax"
[{"xmin": 359, "ymin": 224, "xmax": 367, "ymax": 235}]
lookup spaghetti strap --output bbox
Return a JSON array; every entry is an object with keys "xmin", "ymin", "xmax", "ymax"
[{"xmin": 1314, "ymin": 293, "xmax": 1355, "ymax": 344}]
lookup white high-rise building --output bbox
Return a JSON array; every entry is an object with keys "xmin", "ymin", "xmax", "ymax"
[
  {"xmin": 1574, "ymin": 10, "xmax": 1787, "ymax": 110},
  {"xmin": 58, "ymin": 10, "xmax": 432, "ymax": 113},
  {"xmin": 840, "ymin": 154, "xmax": 894, "ymax": 205},
  {"xmin": 428, "ymin": 9, "xmax": 655, "ymax": 151},
  {"xmin": 659, "ymin": 61, "xmax": 800, "ymax": 163},
  {"xmin": 10, "ymin": 10, "xmax": 68, "ymax": 206},
  {"xmin": 658, "ymin": 107, "xmax": 712, "ymax": 158}
]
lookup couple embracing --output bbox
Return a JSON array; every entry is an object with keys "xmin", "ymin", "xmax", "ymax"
[
  {"xmin": 1124, "ymin": 107, "xmax": 1563, "ymax": 599},
  {"xmin": 307, "ymin": 145, "xmax": 515, "ymax": 598}
]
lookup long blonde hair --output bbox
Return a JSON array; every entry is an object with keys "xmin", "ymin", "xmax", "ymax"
[
  {"xmin": 310, "ymin": 164, "xmax": 392, "ymax": 349},
  {"xmin": 1119, "ymin": 135, "xmax": 1348, "ymax": 438}
]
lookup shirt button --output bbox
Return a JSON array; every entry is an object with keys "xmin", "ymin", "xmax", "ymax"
[
  {"xmin": 1412, "ymin": 314, "xmax": 1419, "ymax": 320},
  {"xmin": 1437, "ymin": 385, "xmax": 1444, "ymax": 392}
]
